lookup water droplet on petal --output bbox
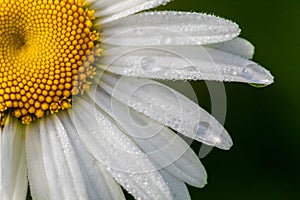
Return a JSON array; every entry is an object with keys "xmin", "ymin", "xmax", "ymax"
[
  {"xmin": 229, "ymin": 68, "xmax": 237, "ymax": 76},
  {"xmin": 195, "ymin": 121, "xmax": 226, "ymax": 147},
  {"xmin": 248, "ymin": 83, "xmax": 269, "ymax": 88},
  {"xmin": 141, "ymin": 56, "xmax": 161, "ymax": 72},
  {"xmin": 169, "ymin": 61, "xmax": 175, "ymax": 67},
  {"xmin": 195, "ymin": 121, "xmax": 210, "ymax": 138},
  {"xmin": 241, "ymin": 64, "xmax": 274, "ymax": 85}
]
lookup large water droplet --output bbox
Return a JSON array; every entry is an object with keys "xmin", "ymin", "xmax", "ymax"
[
  {"xmin": 195, "ymin": 121, "xmax": 210, "ymax": 139},
  {"xmin": 241, "ymin": 64, "xmax": 274, "ymax": 85},
  {"xmin": 248, "ymin": 83, "xmax": 269, "ymax": 88},
  {"xmin": 195, "ymin": 121, "xmax": 227, "ymax": 147},
  {"xmin": 141, "ymin": 56, "xmax": 161, "ymax": 72}
]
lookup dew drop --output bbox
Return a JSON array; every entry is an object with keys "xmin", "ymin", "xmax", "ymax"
[
  {"xmin": 169, "ymin": 61, "xmax": 175, "ymax": 67},
  {"xmin": 248, "ymin": 83, "xmax": 269, "ymax": 88},
  {"xmin": 229, "ymin": 68, "xmax": 237, "ymax": 76},
  {"xmin": 140, "ymin": 56, "xmax": 161, "ymax": 72},
  {"xmin": 195, "ymin": 121, "xmax": 210, "ymax": 138},
  {"xmin": 241, "ymin": 64, "xmax": 274, "ymax": 85}
]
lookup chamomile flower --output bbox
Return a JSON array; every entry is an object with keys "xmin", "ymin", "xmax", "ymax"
[{"xmin": 0, "ymin": 0, "xmax": 273, "ymax": 199}]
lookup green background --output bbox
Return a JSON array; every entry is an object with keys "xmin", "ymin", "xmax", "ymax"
[{"xmin": 158, "ymin": 0, "xmax": 300, "ymax": 199}]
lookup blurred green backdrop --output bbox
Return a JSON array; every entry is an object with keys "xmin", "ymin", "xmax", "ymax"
[{"xmin": 157, "ymin": 0, "xmax": 300, "ymax": 199}]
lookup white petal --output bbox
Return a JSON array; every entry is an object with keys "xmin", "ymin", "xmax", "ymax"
[
  {"xmin": 69, "ymin": 98, "xmax": 173, "ymax": 199},
  {"xmin": 100, "ymin": 45, "xmax": 274, "ymax": 84},
  {"xmin": 26, "ymin": 115, "xmax": 88, "ymax": 199},
  {"xmin": 207, "ymin": 37, "xmax": 254, "ymax": 59},
  {"xmin": 0, "ymin": 117, "xmax": 27, "ymax": 200},
  {"xmin": 99, "ymin": 74, "xmax": 233, "ymax": 150},
  {"xmin": 99, "ymin": 168, "xmax": 126, "ymax": 200},
  {"xmin": 90, "ymin": 0, "xmax": 171, "ymax": 24},
  {"xmin": 101, "ymin": 11, "xmax": 240, "ymax": 46},
  {"xmin": 159, "ymin": 170, "xmax": 191, "ymax": 200},
  {"xmin": 58, "ymin": 111, "xmax": 125, "ymax": 200},
  {"xmin": 89, "ymin": 87, "xmax": 207, "ymax": 187},
  {"xmin": 26, "ymin": 121, "xmax": 51, "ymax": 199}
]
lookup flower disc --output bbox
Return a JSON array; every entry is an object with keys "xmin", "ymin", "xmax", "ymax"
[{"xmin": 0, "ymin": 0, "xmax": 99, "ymax": 124}]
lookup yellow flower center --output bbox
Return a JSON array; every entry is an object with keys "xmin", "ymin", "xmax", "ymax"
[{"xmin": 0, "ymin": 0, "xmax": 100, "ymax": 124}]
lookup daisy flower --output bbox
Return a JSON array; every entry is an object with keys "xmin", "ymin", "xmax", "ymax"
[{"xmin": 0, "ymin": 0, "xmax": 274, "ymax": 199}]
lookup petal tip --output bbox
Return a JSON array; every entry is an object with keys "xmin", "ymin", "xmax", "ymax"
[
  {"xmin": 241, "ymin": 64, "xmax": 274, "ymax": 86},
  {"xmin": 216, "ymin": 129, "xmax": 233, "ymax": 150},
  {"xmin": 194, "ymin": 171, "xmax": 208, "ymax": 188},
  {"xmin": 197, "ymin": 176, "xmax": 208, "ymax": 188}
]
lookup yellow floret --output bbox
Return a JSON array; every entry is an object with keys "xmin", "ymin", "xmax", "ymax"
[{"xmin": 0, "ymin": 0, "xmax": 100, "ymax": 124}]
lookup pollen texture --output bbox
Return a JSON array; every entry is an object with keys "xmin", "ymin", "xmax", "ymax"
[{"xmin": 0, "ymin": 0, "xmax": 99, "ymax": 124}]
